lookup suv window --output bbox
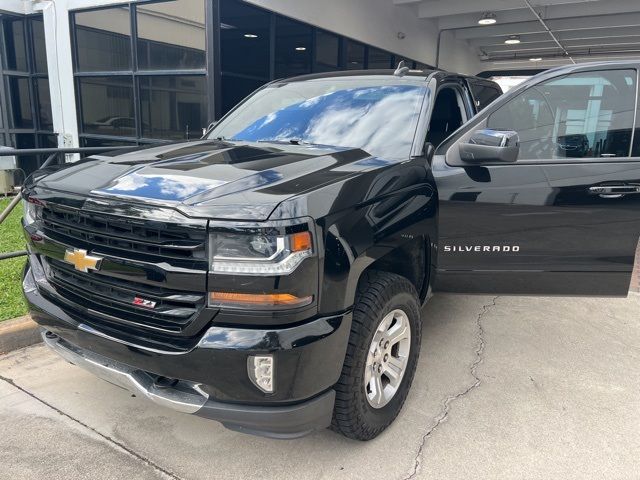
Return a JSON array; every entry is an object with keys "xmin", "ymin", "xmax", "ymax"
[
  {"xmin": 487, "ymin": 69, "xmax": 637, "ymax": 160},
  {"xmin": 469, "ymin": 82, "xmax": 501, "ymax": 111}
]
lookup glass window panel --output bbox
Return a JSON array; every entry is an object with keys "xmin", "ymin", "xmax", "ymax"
[
  {"xmin": 487, "ymin": 70, "xmax": 637, "ymax": 160},
  {"xmin": 78, "ymin": 76, "xmax": 135, "ymax": 137},
  {"xmin": 469, "ymin": 83, "xmax": 502, "ymax": 111},
  {"xmin": 7, "ymin": 76, "xmax": 33, "ymax": 128},
  {"xmin": 35, "ymin": 78, "xmax": 53, "ymax": 131},
  {"xmin": 74, "ymin": 7, "xmax": 131, "ymax": 72},
  {"xmin": 345, "ymin": 40, "xmax": 365, "ymax": 70},
  {"xmin": 81, "ymin": 137, "xmax": 137, "ymax": 148},
  {"xmin": 220, "ymin": 0, "xmax": 270, "ymax": 79},
  {"xmin": 275, "ymin": 17, "xmax": 311, "ymax": 78},
  {"xmin": 140, "ymin": 75, "xmax": 207, "ymax": 140},
  {"xmin": 2, "ymin": 17, "xmax": 28, "ymax": 71},
  {"xmin": 136, "ymin": 0, "xmax": 205, "ymax": 70},
  {"xmin": 12, "ymin": 133, "xmax": 38, "ymax": 178},
  {"xmin": 314, "ymin": 30, "xmax": 339, "ymax": 72},
  {"xmin": 221, "ymin": 74, "xmax": 266, "ymax": 115},
  {"xmin": 415, "ymin": 62, "xmax": 432, "ymax": 70},
  {"xmin": 38, "ymin": 134, "xmax": 58, "ymax": 149},
  {"xmin": 367, "ymin": 47, "xmax": 392, "ymax": 69},
  {"xmin": 31, "ymin": 17, "xmax": 48, "ymax": 74}
]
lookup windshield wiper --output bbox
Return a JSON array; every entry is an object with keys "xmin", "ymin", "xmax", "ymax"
[{"xmin": 257, "ymin": 138, "xmax": 313, "ymax": 146}]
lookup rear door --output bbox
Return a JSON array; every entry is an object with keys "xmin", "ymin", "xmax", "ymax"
[{"xmin": 432, "ymin": 64, "xmax": 640, "ymax": 296}]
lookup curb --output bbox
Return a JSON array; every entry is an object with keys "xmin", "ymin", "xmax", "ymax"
[{"xmin": 0, "ymin": 315, "xmax": 42, "ymax": 354}]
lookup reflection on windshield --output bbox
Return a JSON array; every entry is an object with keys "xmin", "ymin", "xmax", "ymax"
[{"xmin": 210, "ymin": 82, "xmax": 427, "ymax": 160}]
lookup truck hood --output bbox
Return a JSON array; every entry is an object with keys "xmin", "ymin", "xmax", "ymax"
[{"xmin": 29, "ymin": 140, "xmax": 385, "ymax": 221}]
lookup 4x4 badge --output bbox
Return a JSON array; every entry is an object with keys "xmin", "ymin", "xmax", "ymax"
[{"xmin": 63, "ymin": 249, "xmax": 103, "ymax": 273}]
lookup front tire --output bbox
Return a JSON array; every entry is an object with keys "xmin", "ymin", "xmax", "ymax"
[{"xmin": 331, "ymin": 271, "xmax": 422, "ymax": 440}]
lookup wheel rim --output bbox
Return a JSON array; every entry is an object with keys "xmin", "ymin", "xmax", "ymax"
[{"xmin": 364, "ymin": 309, "xmax": 411, "ymax": 409}]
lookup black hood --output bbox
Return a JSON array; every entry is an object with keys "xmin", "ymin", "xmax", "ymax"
[{"xmin": 28, "ymin": 140, "xmax": 389, "ymax": 221}]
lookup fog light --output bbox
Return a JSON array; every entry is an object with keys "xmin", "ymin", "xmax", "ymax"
[{"xmin": 248, "ymin": 355, "xmax": 274, "ymax": 393}]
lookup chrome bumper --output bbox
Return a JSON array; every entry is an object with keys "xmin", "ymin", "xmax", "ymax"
[{"xmin": 42, "ymin": 330, "xmax": 208, "ymax": 414}]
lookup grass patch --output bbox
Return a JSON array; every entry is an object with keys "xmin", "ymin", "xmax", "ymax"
[{"xmin": 0, "ymin": 196, "xmax": 27, "ymax": 321}]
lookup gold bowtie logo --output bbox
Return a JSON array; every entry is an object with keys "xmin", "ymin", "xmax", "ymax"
[{"xmin": 63, "ymin": 249, "xmax": 103, "ymax": 273}]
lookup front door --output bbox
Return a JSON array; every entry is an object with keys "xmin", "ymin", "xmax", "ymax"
[{"xmin": 432, "ymin": 66, "xmax": 640, "ymax": 296}]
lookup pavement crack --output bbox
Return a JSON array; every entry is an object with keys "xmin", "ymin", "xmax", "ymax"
[
  {"xmin": 404, "ymin": 295, "xmax": 499, "ymax": 480},
  {"xmin": 0, "ymin": 373, "xmax": 184, "ymax": 480}
]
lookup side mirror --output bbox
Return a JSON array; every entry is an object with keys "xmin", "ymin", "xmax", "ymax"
[{"xmin": 458, "ymin": 129, "xmax": 519, "ymax": 164}]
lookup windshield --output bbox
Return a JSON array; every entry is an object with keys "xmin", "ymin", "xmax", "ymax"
[{"xmin": 208, "ymin": 78, "xmax": 428, "ymax": 160}]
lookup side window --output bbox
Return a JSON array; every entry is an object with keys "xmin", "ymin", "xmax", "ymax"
[
  {"xmin": 470, "ymin": 83, "xmax": 502, "ymax": 111},
  {"xmin": 487, "ymin": 69, "xmax": 637, "ymax": 160},
  {"xmin": 427, "ymin": 87, "xmax": 467, "ymax": 148}
]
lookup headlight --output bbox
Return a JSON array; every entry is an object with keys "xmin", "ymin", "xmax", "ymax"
[
  {"xmin": 209, "ymin": 228, "xmax": 313, "ymax": 276},
  {"xmin": 22, "ymin": 197, "xmax": 42, "ymax": 225}
]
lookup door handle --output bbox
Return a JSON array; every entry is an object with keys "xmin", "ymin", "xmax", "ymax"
[{"xmin": 588, "ymin": 184, "xmax": 640, "ymax": 198}]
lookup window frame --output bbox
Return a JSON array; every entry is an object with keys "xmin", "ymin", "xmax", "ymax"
[
  {"xmin": 70, "ymin": 1, "xmax": 209, "ymax": 145},
  {"xmin": 0, "ymin": 13, "xmax": 56, "ymax": 179}
]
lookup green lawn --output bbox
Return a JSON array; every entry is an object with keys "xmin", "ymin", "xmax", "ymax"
[{"xmin": 0, "ymin": 197, "xmax": 27, "ymax": 321}]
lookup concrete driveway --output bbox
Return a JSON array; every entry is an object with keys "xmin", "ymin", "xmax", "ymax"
[{"xmin": 1, "ymin": 293, "xmax": 639, "ymax": 480}]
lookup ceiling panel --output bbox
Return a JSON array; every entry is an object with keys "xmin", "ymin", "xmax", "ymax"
[{"xmin": 393, "ymin": 0, "xmax": 640, "ymax": 71}]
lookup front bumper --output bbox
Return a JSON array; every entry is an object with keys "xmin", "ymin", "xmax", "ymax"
[
  {"xmin": 42, "ymin": 331, "xmax": 336, "ymax": 438},
  {"xmin": 24, "ymin": 264, "xmax": 351, "ymax": 438}
]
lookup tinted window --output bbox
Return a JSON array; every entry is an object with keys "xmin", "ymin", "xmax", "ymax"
[
  {"xmin": 74, "ymin": 7, "xmax": 132, "ymax": 72},
  {"xmin": 209, "ymin": 79, "xmax": 427, "ymax": 160},
  {"xmin": 488, "ymin": 70, "xmax": 637, "ymax": 160},
  {"xmin": 368, "ymin": 47, "xmax": 392, "ymax": 69},
  {"xmin": 221, "ymin": 75, "xmax": 265, "ymax": 115},
  {"xmin": 2, "ymin": 17, "xmax": 27, "ymax": 71},
  {"xmin": 136, "ymin": 0, "xmax": 205, "ymax": 70},
  {"xmin": 314, "ymin": 30, "xmax": 340, "ymax": 72},
  {"xmin": 470, "ymin": 82, "xmax": 501, "ymax": 111},
  {"xmin": 140, "ymin": 76, "xmax": 207, "ymax": 140},
  {"xmin": 346, "ymin": 40, "xmax": 365, "ymax": 70},
  {"xmin": 35, "ymin": 78, "xmax": 53, "ymax": 130},
  {"xmin": 31, "ymin": 17, "xmax": 48, "ymax": 74},
  {"xmin": 7, "ymin": 77, "xmax": 33, "ymax": 128},
  {"xmin": 275, "ymin": 17, "xmax": 311, "ymax": 78},
  {"xmin": 220, "ymin": 0, "xmax": 270, "ymax": 78},
  {"xmin": 14, "ymin": 133, "xmax": 40, "ymax": 176},
  {"xmin": 78, "ymin": 77, "xmax": 135, "ymax": 137}
]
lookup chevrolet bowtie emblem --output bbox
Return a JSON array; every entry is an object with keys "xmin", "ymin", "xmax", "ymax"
[{"xmin": 63, "ymin": 249, "xmax": 103, "ymax": 273}]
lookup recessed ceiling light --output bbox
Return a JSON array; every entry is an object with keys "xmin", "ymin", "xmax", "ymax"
[
  {"xmin": 478, "ymin": 12, "xmax": 497, "ymax": 25},
  {"xmin": 529, "ymin": 57, "xmax": 542, "ymax": 62},
  {"xmin": 244, "ymin": 33, "xmax": 258, "ymax": 38},
  {"xmin": 295, "ymin": 46, "xmax": 307, "ymax": 51},
  {"xmin": 505, "ymin": 35, "xmax": 521, "ymax": 44}
]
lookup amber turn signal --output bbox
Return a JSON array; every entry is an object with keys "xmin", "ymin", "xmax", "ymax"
[
  {"xmin": 210, "ymin": 292, "xmax": 312, "ymax": 307},
  {"xmin": 290, "ymin": 231, "xmax": 312, "ymax": 252}
]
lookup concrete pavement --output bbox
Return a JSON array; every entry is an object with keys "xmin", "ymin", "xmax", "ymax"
[{"xmin": 1, "ymin": 293, "xmax": 639, "ymax": 480}]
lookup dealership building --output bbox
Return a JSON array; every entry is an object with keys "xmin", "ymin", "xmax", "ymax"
[{"xmin": 1, "ymin": 0, "xmax": 640, "ymax": 179}]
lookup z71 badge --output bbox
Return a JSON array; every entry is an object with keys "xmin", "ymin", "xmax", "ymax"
[
  {"xmin": 444, "ymin": 245, "xmax": 520, "ymax": 253},
  {"xmin": 132, "ymin": 297, "xmax": 157, "ymax": 309}
]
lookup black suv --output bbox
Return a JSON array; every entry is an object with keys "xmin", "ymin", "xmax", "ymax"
[{"xmin": 21, "ymin": 62, "xmax": 640, "ymax": 440}]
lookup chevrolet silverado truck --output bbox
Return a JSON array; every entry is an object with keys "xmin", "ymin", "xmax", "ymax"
[{"xmin": 21, "ymin": 61, "xmax": 640, "ymax": 440}]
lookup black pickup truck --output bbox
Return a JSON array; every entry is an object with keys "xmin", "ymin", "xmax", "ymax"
[{"xmin": 21, "ymin": 61, "xmax": 640, "ymax": 440}]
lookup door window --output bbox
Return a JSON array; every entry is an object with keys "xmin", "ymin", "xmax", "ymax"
[
  {"xmin": 487, "ymin": 70, "xmax": 637, "ymax": 160},
  {"xmin": 469, "ymin": 82, "xmax": 501, "ymax": 111},
  {"xmin": 427, "ymin": 87, "xmax": 467, "ymax": 148}
]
